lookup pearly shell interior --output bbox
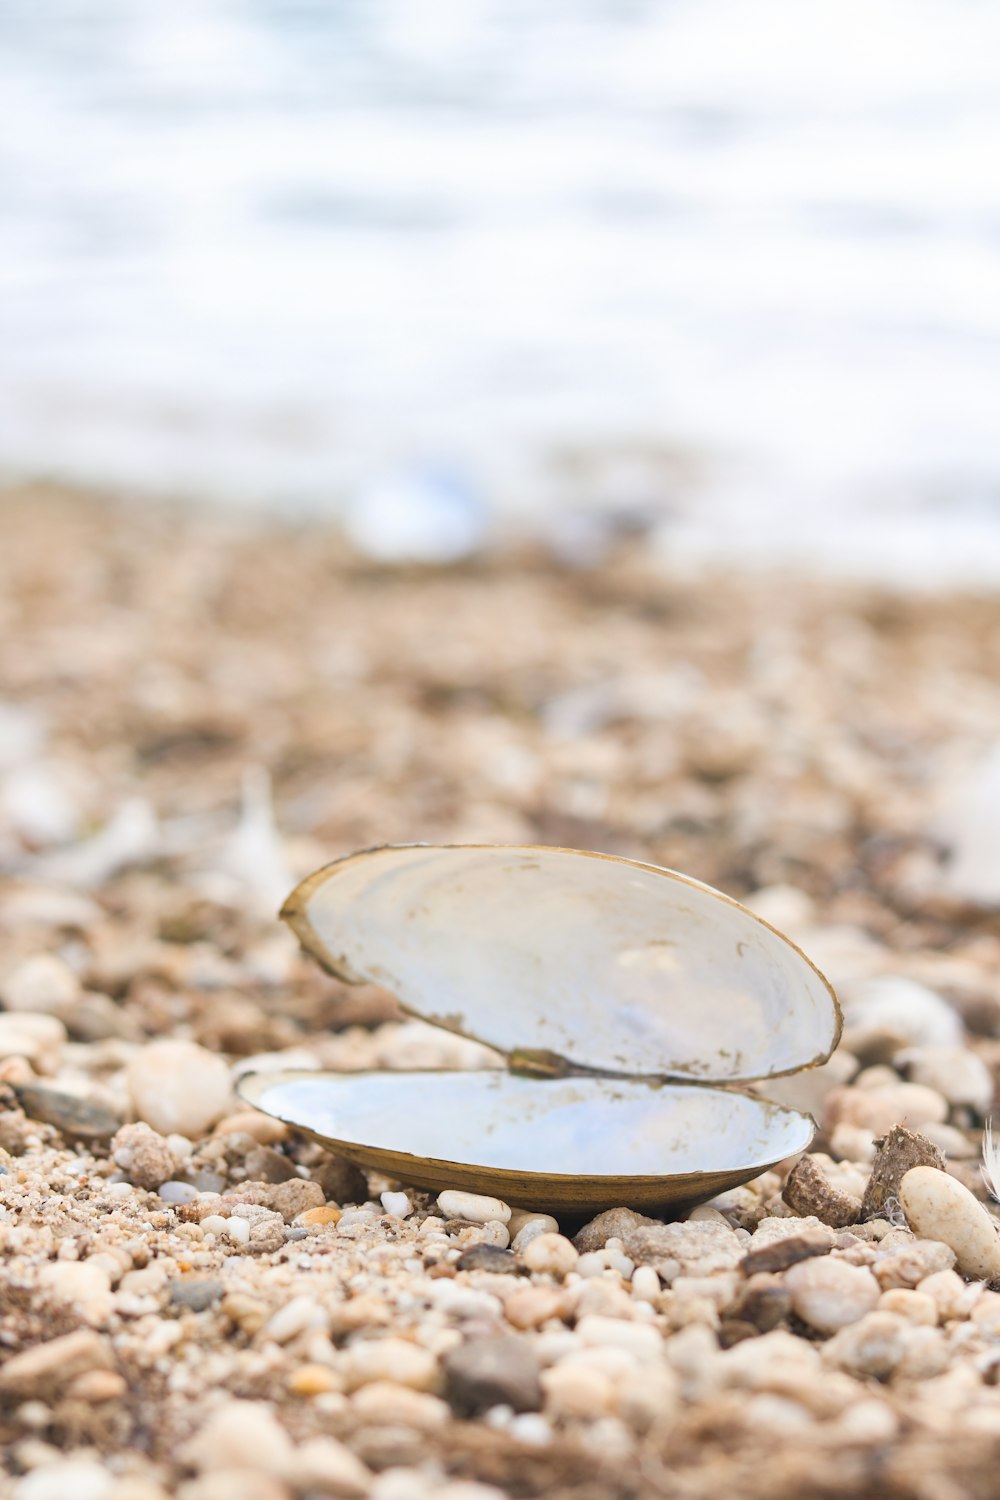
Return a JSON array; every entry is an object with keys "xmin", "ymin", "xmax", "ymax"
[
  {"xmin": 237, "ymin": 1067, "xmax": 817, "ymax": 1213},
  {"xmin": 240, "ymin": 844, "xmax": 841, "ymax": 1212}
]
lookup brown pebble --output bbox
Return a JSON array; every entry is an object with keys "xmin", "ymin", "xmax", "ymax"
[
  {"xmin": 783, "ymin": 1155, "xmax": 862, "ymax": 1228},
  {"xmin": 269, "ymin": 1177, "xmax": 325, "ymax": 1221},
  {"xmin": 66, "ymin": 1368, "xmax": 128, "ymax": 1402},
  {"xmin": 860, "ymin": 1125, "xmax": 945, "ymax": 1222},
  {"xmin": 313, "ymin": 1153, "xmax": 368, "ymax": 1205},
  {"xmin": 456, "ymin": 1244, "xmax": 522, "ymax": 1274},
  {"xmin": 573, "ymin": 1206, "xmax": 656, "ymax": 1254},
  {"xmin": 741, "ymin": 1230, "xmax": 835, "ymax": 1276},
  {"xmin": 213, "ymin": 1111, "xmax": 289, "ymax": 1145}
]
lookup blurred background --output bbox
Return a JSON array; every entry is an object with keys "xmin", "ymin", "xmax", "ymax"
[{"xmin": 2, "ymin": 0, "xmax": 1000, "ymax": 582}]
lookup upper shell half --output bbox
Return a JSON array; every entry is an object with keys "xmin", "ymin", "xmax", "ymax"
[{"xmin": 279, "ymin": 843, "xmax": 841, "ymax": 1083}]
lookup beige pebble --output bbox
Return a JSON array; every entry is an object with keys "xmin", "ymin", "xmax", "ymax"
[
  {"xmin": 263, "ymin": 1296, "xmax": 325, "ymax": 1345},
  {"xmin": 0, "ymin": 1012, "xmax": 66, "ymax": 1073},
  {"xmin": 340, "ymin": 1337, "xmax": 439, "ymax": 1393},
  {"xmin": 784, "ymin": 1257, "xmax": 880, "ymax": 1335},
  {"xmin": 511, "ymin": 1215, "xmax": 560, "ymax": 1253},
  {"xmin": 541, "ymin": 1362, "xmax": 616, "ymax": 1419},
  {"xmin": 65, "ymin": 1369, "xmax": 128, "ymax": 1402},
  {"xmin": 351, "ymin": 1382, "xmax": 449, "ymax": 1430},
  {"xmin": 917, "ymin": 1269, "xmax": 982, "ymax": 1322},
  {"xmin": 437, "ymin": 1190, "xmax": 511, "ymax": 1224},
  {"xmin": 900, "ymin": 1046, "xmax": 994, "ymax": 1114},
  {"xmin": 503, "ymin": 1285, "xmax": 565, "ymax": 1330},
  {"xmin": 38, "ymin": 1261, "xmax": 113, "ymax": 1320},
  {"xmin": 286, "ymin": 1437, "xmax": 371, "ymax": 1497},
  {"xmin": 213, "ymin": 1111, "xmax": 289, "ymax": 1145},
  {"xmin": 13, "ymin": 1457, "xmax": 115, "ymax": 1500},
  {"xmin": 179, "ymin": 1399, "xmax": 293, "ymax": 1475},
  {"xmin": 1, "ymin": 954, "xmax": 79, "ymax": 1013},
  {"xmin": 177, "ymin": 1471, "xmax": 290, "ymax": 1500},
  {"xmin": 111, "ymin": 1121, "xmax": 179, "ymax": 1189},
  {"xmin": 899, "ymin": 1166, "xmax": 1000, "ymax": 1280},
  {"xmin": 576, "ymin": 1314, "xmax": 661, "ymax": 1363},
  {"xmin": 126, "ymin": 1040, "xmax": 232, "ymax": 1137},
  {"xmin": 521, "ymin": 1232, "xmax": 579, "ymax": 1278},
  {"xmin": 877, "ymin": 1288, "xmax": 938, "ymax": 1325},
  {"xmin": 825, "ymin": 1082, "xmax": 948, "ymax": 1136},
  {"xmin": 0, "ymin": 1329, "xmax": 113, "ymax": 1398}
]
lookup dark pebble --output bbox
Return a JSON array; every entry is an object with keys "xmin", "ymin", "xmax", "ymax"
[
  {"xmin": 169, "ymin": 1278, "xmax": 224, "ymax": 1312},
  {"xmin": 12, "ymin": 1085, "xmax": 121, "ymax": 1142},
  {"xmin": 443, "ymin": 1336, "xmax": 542, "ymax": 1416},
  {"xmin": 739, "ymin": 1231, "xmax": 833, "ymax": 1276},
  {"xmin": 455, "ymin": 1244, "xmax": 523, "ymax": 1275}
]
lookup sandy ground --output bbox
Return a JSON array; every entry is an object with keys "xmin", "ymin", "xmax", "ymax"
[{"xmin": 2, "ymin": 487, "xmax": 1000, "ymax": 1500}]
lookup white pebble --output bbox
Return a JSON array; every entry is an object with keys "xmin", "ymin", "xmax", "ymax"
[
  {"xmin": 511, "ymin": 1215, "xmax": 559, "ymax": 1253},
  {"xmin": 14, "ymin": 1458, "xmax": 113, "ymax": 1500},
  {"xmin": 126, "ymin": 1039, "xmax": 232, "ymax": 1137},
  {"xmin": 158, "ymin": 1180, "xmax": 199, "ymax": 1204},
  {"xmin": 222, "ymin": 1217, "xmax": 251, "ymax": 1246},
  {"xmin": 631, "ymin": 1266, "xmax": 661, "ymax": 1303},
  {"xmin": 576, "ymin": 1315, "xmax": 661, "ymax": 1363},
  {"xmin": 784, "ymin": 1257, "xmax": 880, "ymax": 1334},
  {"xmin": 263, "ymin": 1295, "xmax": 324, "ymax": 1344},
  {"xmin": 521, "ymin": 1232, "xmax": 579, "ymax": 1278},
  {"xmin": 381, "ymin": 1190, "xmax": 412, "ymax": 1219},
  {"xmin": 200, "ymin": 1214, "xmax": 228, "ymax": 1238},
  {"xmin": 1, "ymin": 954, "xmax": 79, "ymax": 1013},
  {"xmin": 899, "ymin": 1166, "xmax": 1000, "ymax": 1281},
  {"xmin": 437, "ymin": 1190, "xmax": 511, "ymax": 1225}
]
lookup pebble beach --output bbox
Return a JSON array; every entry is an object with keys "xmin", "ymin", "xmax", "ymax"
[{"xmin": 3, "ymin": 487, "xmax": 1000, "ymax": 1500}]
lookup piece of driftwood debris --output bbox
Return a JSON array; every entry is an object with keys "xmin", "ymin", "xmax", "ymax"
[{"xmin": 783, "ymin": 1153, "xmax": 862, "ymax": 1227}]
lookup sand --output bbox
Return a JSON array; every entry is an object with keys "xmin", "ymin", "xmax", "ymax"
[{"xmin": 2, "ymin": 485, "xmax": 1000, "ymax": 1500}]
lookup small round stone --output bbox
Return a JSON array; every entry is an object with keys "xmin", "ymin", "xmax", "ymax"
[
  {"xmin": 111, "ymin": 1121, "xmax": 179, "ymax": 1189},
  {"xmin": 288, "ymin": 1363, "xmax": 340, "ymax": 1396},
  {"xmin": 437, "ymin": 1191, "xmax": 512, "ymax": 1225},
  {"xmin": 126, "ymin": 1040, "xmax": 232, "ymax": 1138},
  {"xmin": 784, "ymin": 1256, "xmax": 880, "ymax": 1335},
  {"xmin": 381, "ymin": 1190, "xmax": 412, "ymax": 1218},
  {"xmin": 520, "ymin": 1233, "xmax": 579, "ymax": 1278}
]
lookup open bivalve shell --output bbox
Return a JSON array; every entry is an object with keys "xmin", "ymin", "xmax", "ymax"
[{"xmin": 239, "ymin": 844, "xmax": 841, "ymax": 1213}]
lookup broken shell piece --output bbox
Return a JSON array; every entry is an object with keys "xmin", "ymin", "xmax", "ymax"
[{"xmin": 240, "ymin": 844, "xmax": 841, "ymax": 1213}]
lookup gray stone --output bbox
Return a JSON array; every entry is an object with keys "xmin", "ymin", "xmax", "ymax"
[
  {"xmin": 573, "ymin": 1206, "xmax": 657, "ymax": 1254},
  {"xmin": 169, "ymin": 1278, "xmax": 224, "ymax": 1312},
  {"xmin": 443, "ymin": 1336, "xmax": 542, "ymax": 1415}
]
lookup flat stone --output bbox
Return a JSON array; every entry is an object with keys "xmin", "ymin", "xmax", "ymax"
[
  {"xmin": 13, "ymin": 1085, "xmax": 121, "ymax": 1142},
  {"xmin": 740, "ymin": 1231, "xmax": 834, "ymax": 1276},
  {"xmin": 169, "ymin": 1278, "xmax": 225, "ymax": 1313},
  {"xmin": 444, "ymin": 1336, "xmax": 542, "ymax": 1415},
  {"xmin": 0, "ymin": 1329, "xmax": 113, "ymax": 1397}
]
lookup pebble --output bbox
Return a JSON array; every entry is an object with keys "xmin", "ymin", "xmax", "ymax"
[
  {"xmin": 899, "ymin": 1165, "xmax": 1000, "ymax": 1280},
  {"xmin": 126, "ymin": 1039, "xmax": 232, "ymax": 1137},
  {"xmin": 262, "ymin": 1296, "xmax": 324, "ymax": 1344},
  {"xmin": 269, "ymin": 1178, "xmax": 325, "ymax": 1221},
  {"xmin": 444, "ymin": 1336, "xmax": 542, "ymax": 1415},
  {"xmin": 520, "ymin": 1232, "xmax": 579, "ymax": 1278},
  {"xmin": 287, "ymin": 1437, "xmax": 371, "ymax": 1497},
  {"xmin": 381, "ymin": 1190, "xmax": 412, "ymax": 1218},
  {"xmin": 437, "ymin": 1190, "xmax": 512, "ymax": 1225},
  {"xmin": 212, "ymin": 1111, "xmax": 289, "ymax": 1145},
  {"xmin": 541, "ymin": 1362, "xmax": 616, "ymax": 1419},
  {"xmin": 297, "ymin": 1205, "xmax": 341, "ymax": 1227},
  {"xmin": 1, "ymin": 953, "xmax": 79, "ymax": 1013},
  {"xmin": 455, "ymin": 1244, "xmax": 520, "ymax": 1275},
  {"xmin": 0, "ymin": 1013, "xmax": 66, "ymax": 1073},
  {"xmin": 0, "ymin": 1329, "xmax": 113, "ymax": 1398},
  {"xmin": 511, "ymin": 1215, "xmax": 559, "ymax": 1253},
  {"xmin": 288, "ymin": 1364, "xmax": 340, "ymax": 1397},
  {"xmin": 626, "ymin": 1220, "xmax": 745, "ymax": 1280},
  {"xmin": 631, "ymin": 1265, "xmax": 661, "ymax": 1303},
  {"xmin": 574, "ymin": 1207, "xmax": 653, "ymax": 1254},
  {"xmin": 13, "ymin": 1084, "xmax": 121, "ymax": 1142},
  {"xmin": 840, "ymin": 976, "xmax": 963, "ymax": 1051},
  {"xmin": 169, "ymin": 1279, "xmax": 224, "ymax": 1313},
  {"xmin": 878, "ymin": 1288, "xmax": 937, "ymax": 1325},
  {"xmin": 159, "ymin": 1180, "xmax": 200, "ymax": 1204},
  {"xmin": 340, "ymin": 1337, "xmax": 439, "ymax": 1392},
  {"xmin": 784, "ymin": 1257, "xmax": 880, "ymax": 1335},
  {"xmin": 179, "ymin": 1399, "xmax": 292, "ymax": 1474},
  {"xmin": 825, "ymin": 1082, "xmax": 948, "ymax": 1136},
  {"xmin": 576, "ymin": 1315, "xmax": 662, "ymax": 1363},
  {"xmin": 503, "ymin": 1285, "xmax": 565, "ymax": 1330},
  {"xmin": 111, "ymin": 1121, "xmax": 179, "ymax": 1188},
  {"xmin": 918, "ymin": 1268, "xmax": 982, "ymax": 1322},
  {"xmin": 899, "ymin": 1046, "xmax": 994, "ymax": 1114},
  {"xmin": 351, "ymin": 1383, "xmax": 449, "ymax": 1430},
  {"xmin": 13, "ymin": 1458, "xmax": 114, "ymax": 1500}
]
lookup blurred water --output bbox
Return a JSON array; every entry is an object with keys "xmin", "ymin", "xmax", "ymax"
[{"xmin": 1, "ymin": 0, "xmax": 1000, "ymax": 578}]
